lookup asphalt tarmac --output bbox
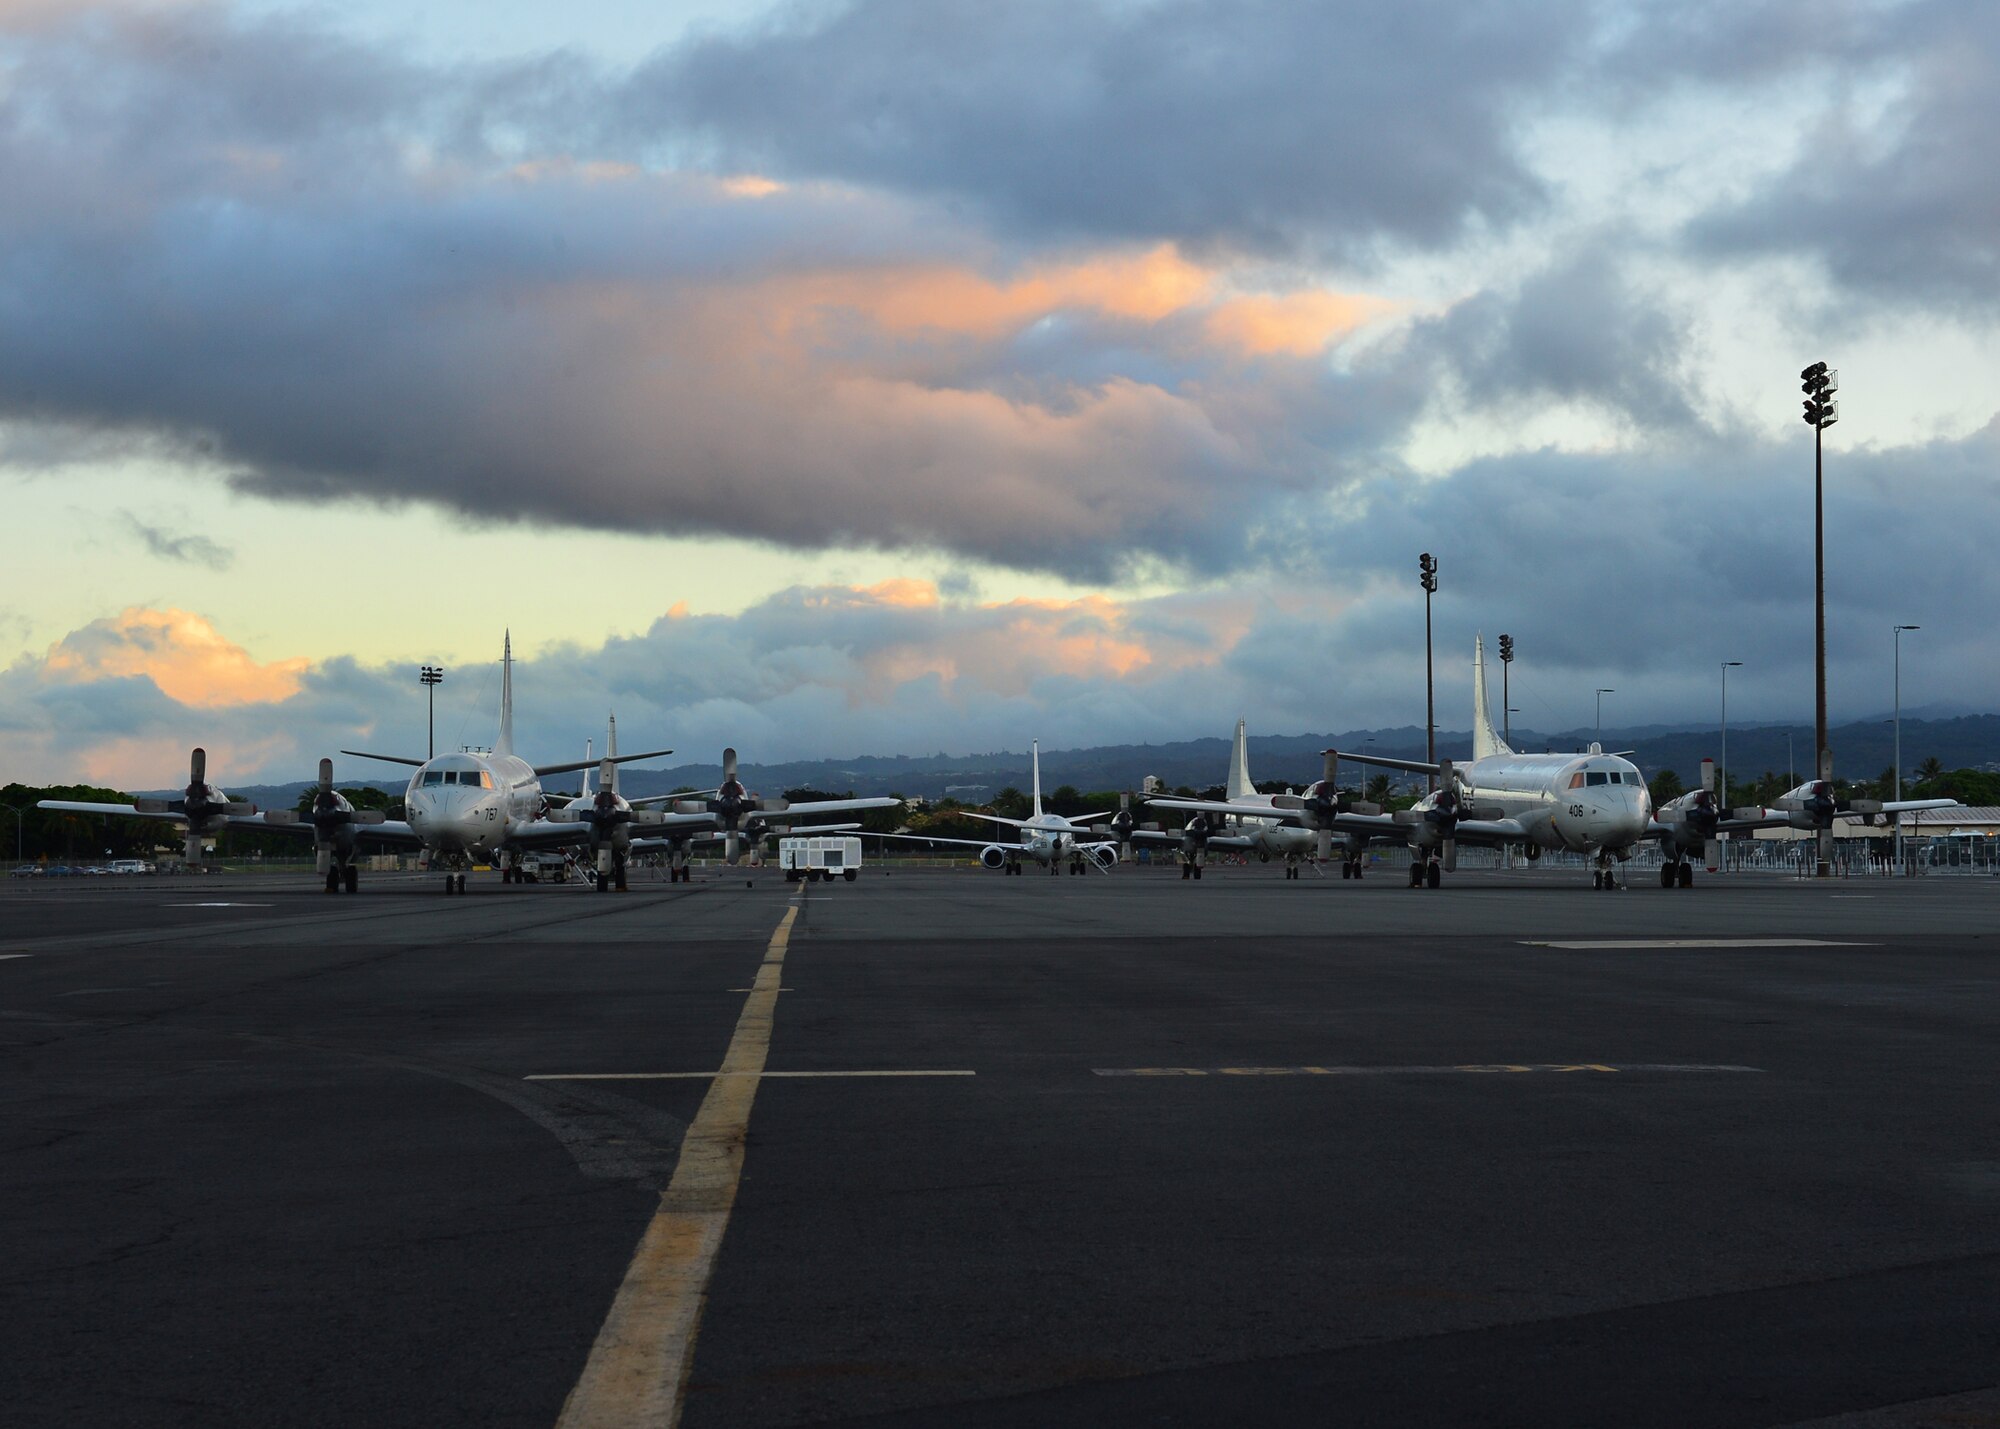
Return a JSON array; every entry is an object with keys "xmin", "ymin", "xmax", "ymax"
[{"xmin": 4, "ymin": 864, "xmax": 2000, "ymax": 1427}]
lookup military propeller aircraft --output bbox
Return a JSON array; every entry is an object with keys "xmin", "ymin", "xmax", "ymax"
[
  {"xmin": 1651, "ymin": 757, "xmax": 1956, "ymax": 887},
  {"xmin": 343, "ymin": 633, "xmax": 673, "ymax": 892},
  {"xmin": 624, "ymin": 747, "xmax": 900, "ymax": 879}
]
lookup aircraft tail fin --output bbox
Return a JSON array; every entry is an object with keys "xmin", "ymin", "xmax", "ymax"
[
  {"xmin": 1226, "ymin": 718, "xmax": 1255, "ymax": 801},
  {"xmin": 1031, "ymin": 740, "xmax": 1044, "ymax": 819},
  {"xmin": 1473, "ymin": 633, "xmax": 1512, "ymax": 761},
  {"xmin": 497, "ymin": 630, "xmax": 515, "ymax": 756}
]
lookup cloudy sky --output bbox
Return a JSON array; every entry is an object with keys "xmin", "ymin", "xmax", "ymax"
[{"xmin": 3, "ymin": 0, "xmax": 1996, "ymax": 787}]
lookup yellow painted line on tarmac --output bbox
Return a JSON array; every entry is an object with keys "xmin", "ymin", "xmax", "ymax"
[{"xmin": 555, "ymin": 897, "xmax": 800, "ymax": 1429}]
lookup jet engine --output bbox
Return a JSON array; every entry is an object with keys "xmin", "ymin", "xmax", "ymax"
[{"xmin": 979, "ymin": 844, "xmax": 1011, "ymax": 870}]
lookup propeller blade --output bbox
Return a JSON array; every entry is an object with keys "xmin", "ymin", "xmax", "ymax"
[
  {"xmin": 725, "ymin": 829, "xmax": 741, "ymax": 865},
  {"xmin": 190, "ymin": 747, "xmax": 207, "ymax": 787},
  {"xmin": 353, "ymin": 810, "xmax": 387, "ymax": 826},
  {"xmin": 599, "ymin": 756, "xmax": 616, "ymax": 794},
  {"xmin": 1700, "ymin": 758, "xmax": 1716, "ymax": 796},
  {"xmin": 1703, "ymin": 837, "xmax": 1721, "ymax": 871},
  {"xmin": 133, "ymin": 798, "xmax": 172, "ymax": 815},
  {"xmin": 318, "ymin": 758, "xmax": 333, "ymax": 791},
  {"xmin": 183, "ymin": 830, "xmax": 202, "ymax": 866},
  {"xmin": 221, "ymin": 802, "xmax": 256, "ymax": 816},
  {"xmin": 1316, "ymin": 829, "xmax": 1332, "ymax": 861},
  {"xmin": 723, "ymin": 747, "xmax": 738, "ymax": 783},
  {"xmin": 265, "ymin": 810, "xmax": 301, "ymax": 826},
  {"xmin": 1323, "ymin": 750, "xmax": 1338, "ymax": 787}
]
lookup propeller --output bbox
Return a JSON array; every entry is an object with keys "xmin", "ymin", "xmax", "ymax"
[
  {"xmin": 687, "ymin": 748, "xmax": 791, "ymax": 865},
  {"xmin": 1281, "ymin": 750, "xmax": 1383, "ymax": 861},
  {"xmin": 1108, "ymin": 792, "xmax": 1136, "ymax": 857},
  {"xmin": 132, "ymin": 747, "xmax": 256, "ymax": 865}
]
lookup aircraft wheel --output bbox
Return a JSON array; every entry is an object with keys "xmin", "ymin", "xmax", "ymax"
[
  {"xmin": 1408, "ymin": 863, "xmax": 1423, "ymax": 888},
  {"xmin": 1660, "ymin": 864, "xmax": 1675, "ymax": 889},
  {"xmin": 615, "ymin": 866, "xmax": 628, "ymax": 892},
  {"xmin": 1679, "ymin": 863, "xmax": 1694, "ymax": 888},
  {"xmin": 1193, "ymin": 865, "xmax": 1203, "ymax": 880},
  {"xmin": 344, "ymin": 865, "xmax": 358, "ymax": 894},
  {"xmin": 1258, "ymin": 851, "xmax": 1270, "ymax": 864},
  {"xmin": 1593, "ymin": 870, "xmax": 1605, "ymax": 889},
  {"xmin": 596, "ymin": 872, "xmax": 609, "ymax": 892},
  {"xmin": 1425, "ymin": 862, "xmax": 1441, "ymax": 890},
  {"xmin": 324, "ymin": 870, "xmax": 339, "ymax": 894}
]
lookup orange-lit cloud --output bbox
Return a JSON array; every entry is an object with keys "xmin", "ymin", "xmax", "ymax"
[
  {"xmin": 40, "ymin": 607, "xmax": 309, "ymax": 707},
  {"xmin": 1204, "ymin": 291, "xmax": 1395, "ymax": 356}
]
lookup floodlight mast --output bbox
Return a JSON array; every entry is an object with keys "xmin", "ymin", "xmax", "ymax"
[
  {"xmin": 420, "ymin": 665, "xmax": 444, "ymax": 760},
  {"xmin": 1801, "ymin": 361, "xmax": 1838, "ymax": 876},
  {"xmin": 1498, "ymin": 634, "xmax": 1515, "ymax": 746},
  {"xmin": 1419, "ymin": 554, "xmax": 1438, "ymax": 792}
]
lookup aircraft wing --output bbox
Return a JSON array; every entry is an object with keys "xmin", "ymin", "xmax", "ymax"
[
  {"xmin": 952, "ymin": 811, "xmax": 1027, "ymax": 830},
  {"xmin": 1432, "ymin": 817, "xmax": 1533, "ymax": 847},
  {"xmin": 502, "ymin": 819, "xmax": 601, "ymax": 851},
  {"xmin": 225, "ymin": 812, "xmax": 427, "ymax": 850},
  {"xmin": 37, "ymin": 800, "xmax": 171, "ymax": 820},
  {"xmin": 1146, "ymin": 796, "xmax": 1303, "ymax": 825},
  {"xmin": 1331, "ymin": 750, "xmax": 1441, "ymax": 777},
  {"xmin": 766, "ymin": 797, "xmax": 902, "ymax": 819}
]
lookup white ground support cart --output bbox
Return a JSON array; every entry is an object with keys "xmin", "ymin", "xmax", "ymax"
[{"xmin": 780, "ymin": 835, "xmax": 863, "ymax": 883}]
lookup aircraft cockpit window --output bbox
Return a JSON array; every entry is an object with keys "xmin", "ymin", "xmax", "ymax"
[
  {"xmin": 1586, "ymin": 772, "xmax": 1609, "ymax": 786},
  {"xmin": 1568, "ymin": 772, "xmax": 1587, "ymax": 789},
  {"xmin": 420, "ymin": 771, "xmax": 444, "ymax": 787}
]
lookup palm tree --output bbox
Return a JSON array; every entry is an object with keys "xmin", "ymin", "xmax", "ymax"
[{"xmin": 1916, "ymin": 756, "xmax": 1945, "ymax": 786}]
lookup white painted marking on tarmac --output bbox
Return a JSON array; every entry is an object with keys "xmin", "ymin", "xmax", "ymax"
[
  {"xmin": 0, "ymin": 954, "xmax": 30, "ymax": 961},
  {"xmin": 1094, "ymin": 1063, "xmax": 1763, "ymax": 1076},
  {"xmin": 528, "ymin": 1070, "xmax": 973, "ymax": 1081},
  {"xmin": 1521, "ymin": 938, "xmax": 1872, "ymax": 949},
  {"xmin": 164, "ymin": 902, "xmax": 273, "ymax": 908}
]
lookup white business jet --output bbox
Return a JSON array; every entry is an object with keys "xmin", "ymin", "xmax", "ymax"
[
  {"xmin": 343, "ymin": 634, "xmax": 671, "ymax": 893},
  {"xmin": 877, "ymin": 741, "xmax": 1123, "ymax": 875}
]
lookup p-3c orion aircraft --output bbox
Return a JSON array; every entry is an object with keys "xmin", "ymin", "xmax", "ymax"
[
  {"xmin": 344, "ymin": 633, "xmax": 671, "ymax": 893},
  {"xmin": 1334, "ymin": 635, "xmax": 1657, "ymax": 889}
]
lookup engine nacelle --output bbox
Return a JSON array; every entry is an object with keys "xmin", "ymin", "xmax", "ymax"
[{"xmin": 979, "ymin": 844, "xmax": 1010, "ymax": 869}]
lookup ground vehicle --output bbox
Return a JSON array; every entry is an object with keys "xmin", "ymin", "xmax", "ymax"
[
  {"xmin": 780, "ymin": 835, "xmax": 862, "ymax": 883},
  {"xmin": 517, "ymin": 851, "xmax": 569, "ymax": 884},
  {"xmin": 106, "ymin": 859, "xmax": 151, "ymax": 875}
]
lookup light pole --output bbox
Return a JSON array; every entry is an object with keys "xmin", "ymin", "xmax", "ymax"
[
  {"xmin": 1720, "ymin": 661, "xmax": 1742, "ymax": 811},
  {"xmin": 0, "ymin": 802, "xmax": 21, "ymax": 862},
  {"xmin": 1419, "ymin": 554, "xmax": 1438, "ymax": 792},
  {"xmin": 420, "ymin": 665, "xmax": 444, "ymax": 760},
  {"xmin": 1498, "ymin": 634, "xmax": 1515, "ymax": 746},
  {"xmin": 1894, "ymin": 624, "xmax": 1919, "ymax": 873},
  {"xmin": 1595, "ymin": 688, "xmax": 1614, "ymax": 740},
  {"xmin": 1802, "ymin": 360, "xmax": 1839, "ymax": 875}
]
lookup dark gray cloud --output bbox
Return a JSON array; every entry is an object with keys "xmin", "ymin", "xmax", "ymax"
[
  {"xmin": 1407, "ymin": 238, "xmax": 1709, "ymax": 433},
  {"xmin": 123, "ymin": 516, "xmax": 235, "ymax": 571},
  {"xmin": 1684, "ymin": 2, "xmax": 2000, "ymax": 313},
  {"xmin": 627, "ymin": 0, "xmax": 1577, "ymax": 259}
]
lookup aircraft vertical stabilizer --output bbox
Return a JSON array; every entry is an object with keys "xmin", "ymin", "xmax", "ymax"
[
  {"xmin": 1031, "ymin": 740, "xmax": 1044, "ymax": 819},
  {"xmin": 497, "ymin": 631, "xmax": 516, "ymax": 756},
  {"xmin": 1472, "ymin": 633, "xmax": 1512, "ymax": 761},
  {"xmin": 1227, "ymin": 718, "xmax": 1255, "ymax": 801}
]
